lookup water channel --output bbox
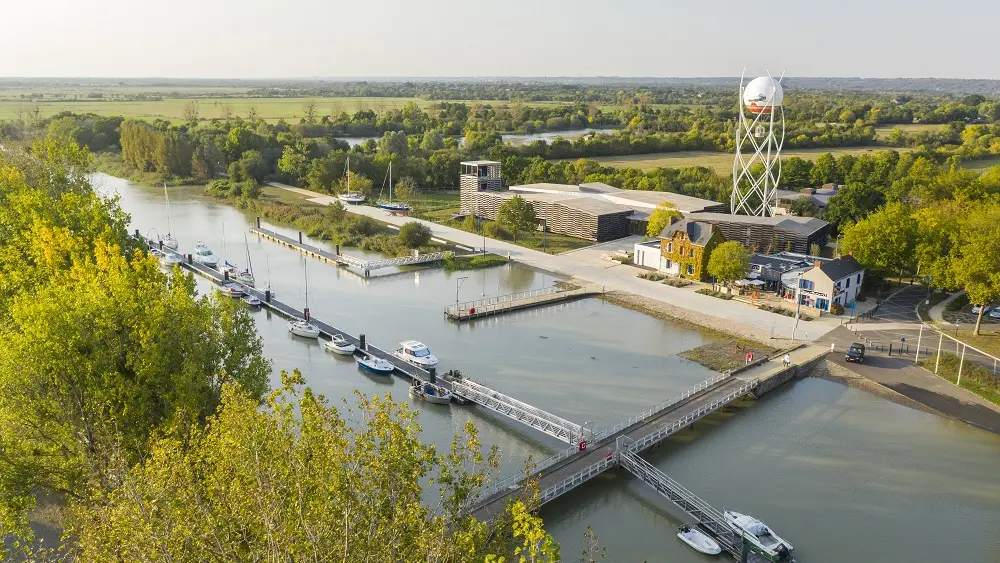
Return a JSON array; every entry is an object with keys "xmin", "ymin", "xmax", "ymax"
[
  {"xmin": 97, "ymin": 173, "xmax": 1000, "ymax": 562},
  {"xmin": 335, "ymin": 128, "xmax": 616, "ymax": 149}
]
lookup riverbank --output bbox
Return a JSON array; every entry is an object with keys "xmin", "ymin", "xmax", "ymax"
[{"xmin": 92, "ymin": 152, "xmax": 199, "ymax": 186}]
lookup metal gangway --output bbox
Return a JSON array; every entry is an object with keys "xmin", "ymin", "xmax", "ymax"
[
  {"xmin": 449, "ymin": 378, "xmax": 592, "ymax": 444},
  {"xmin": 444, "ymin": 285, "xmax": 600, "ymax": 321},
  {"xmin": 618, "ymin": 442, "xmax": 740, "ymax": 556}
]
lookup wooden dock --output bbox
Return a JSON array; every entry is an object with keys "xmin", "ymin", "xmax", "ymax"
[
  {"xmin": 444, "ymin": 285, "xmax": 601, "ymax": 321},
  {"xmin": 249, "ymin": 223, "xmax": 449, "ymax": 276}
]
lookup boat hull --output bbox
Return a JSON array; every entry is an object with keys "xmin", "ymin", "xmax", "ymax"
[
  {"xmin": 677, "ymin": 527, "xmax": 721, "ymax": 555},
  {"xmin": 288, "ymin": 322, "xmax": 320, "ymax": 339},
  {"xmin": 338, "ymin": 194, "xmax": 366, "ymax": 204},
  {"xmin": 324, "ymin": 342, "xmax": 357, "ymax": 355},
  {"xmin": 357, "ymin": 358, "xmax": 394, "ymax": 375}
]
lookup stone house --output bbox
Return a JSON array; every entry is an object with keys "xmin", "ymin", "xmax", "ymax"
[{"xmin": 659, "ymin": 218, "xmax": 724, "ymax": 281}]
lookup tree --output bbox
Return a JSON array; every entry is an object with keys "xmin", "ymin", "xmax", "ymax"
[
  {"xmin": 397, "ymin": 221, "xmax": 432, "ymax": 248},
  {"xmin": 73, "ymin": 373, "xmax": 558, "ymax": 561},
  {"xmin": 707, "ymin": 241, "xmax": 751, "ymax": 288},
  {"xmin": 303, "ymin": 101, "xmax": 318, "ymax": 124},
  {"xmin": 420, "ymin": 130, "xmax": 445, "ymax": 151},
  {"xmin": 377, "ymin": 130, "xmax": 408, "ymax": 156},
  {"xmin": 645, "ymin": 201, "xmax": 682, "ymax": 238},
  {"xmin": 809, "ymin": 153, "xmax": 839, "ymax": 186},
  {"xmin": 790, "ymin": 198, "xmax": 821, "ymax": 217},
  {"xmin": 236, "ymin": 149, "xmax": 268, "ymax": 182},
  {"xmin": 824, "ymin": 182, "xmax": 886, "ymax": 231},
  {"xmin": 950, "ymin": 202, "xmax": 1000, "ymax": 335},
  {"xmin": 841, "ymin": 202, "xmax": 916, "ymax": 277},
  {"xmin": 496, "ymin": 196, "xmax": 537, "ymax": 243},
  {"xmin": 782, "ymin": 157, "xmax": 813, "ymax": 189},
  {"xmin": 182, "ymin": 101, "xmax": 200, "ymax": 125},
  {"xmin": 394, "ymin": 176, "xmax": 418, "ymax": 201}
]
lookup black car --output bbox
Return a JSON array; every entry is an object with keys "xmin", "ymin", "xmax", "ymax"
[{"xmin": 845, "ymin": 343, "xmax": 865, "ymax": 364}]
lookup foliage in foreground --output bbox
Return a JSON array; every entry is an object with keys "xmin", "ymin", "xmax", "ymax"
[
  {"xmin": 707, "ymin": 241, "xmax": 751, "ymax": 287},
  {"xmin": 73, "ymin": 372, "xmax": 559, "ymax": 562}
]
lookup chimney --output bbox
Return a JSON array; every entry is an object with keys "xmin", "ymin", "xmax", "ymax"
[{"xmin": 813, "ymin": 261, "xmax": 821, "ymax": 269}]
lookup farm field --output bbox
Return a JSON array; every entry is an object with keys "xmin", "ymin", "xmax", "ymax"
[
  {"xmin": 874, "ymin": 123, "xmax": 946, "ymax": 136},
  {"xmin": 574, "ymin": 147, "xmax": 914, "ymax": 173},
  {"xmin": 960, "ymin": 155, "xmax": 1000, "ymax": 172}
]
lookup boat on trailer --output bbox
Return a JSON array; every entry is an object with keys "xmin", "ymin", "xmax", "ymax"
[
  {"xmin": 376, "ymin": 160, "xmax": 410, "ymax": 215},
  {"xmin": 408, "ymin": 381, "xmax": 452, "ymax": 405},
  {"xmin": 337, "ymin": 156, "xmax": 366, "ymax": 204},
  {"xmin": 724, "ymin": 510, "xmax": 793, "ymax": 561},
  {"xmin": 677, "ymin": 524, "xmax": 721, "ymax": 555}
]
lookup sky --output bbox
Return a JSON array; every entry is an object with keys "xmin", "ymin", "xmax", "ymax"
[{"xmin": 1, "ymin": 0, "xmax": 997, "ymax": 79}]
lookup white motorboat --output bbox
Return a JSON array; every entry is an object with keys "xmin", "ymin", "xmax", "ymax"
[
  {"xmin": 724, "ymin": 510, "xmax": 793, "ymax": 561},
  {"xmin": 193, "ymin": 242, "xmax": 219, "ymax": 267},
  {"xmin": 337, "ymin": 156, "xmax": 366, "ymax": 204},
  {"xmin": 677, "ymin": 525, "xmax": 721, "ymax": 555},
  {"xmin": 242, "ymin": 294, "xmax": 261, "ymax": 307},
  {"xmin": 162, "ymin": 183, "xmax": 178, "ymax": 250},
  {"xmin": 357, "ymin": 355, "xmax": 394, "ymax": 375},
  {"xmin": 394, "ymin": 340, "xmax": 439, "ymax": 368},
  {"xmin": 220, "ymin": 281, "xmax": 244, "ymax": 298},
  {"xmin": 324, "ymin": 334, "xmax": 356, "ymax": 355},
  {"xmin": 408, "ymin": 382, "xmax": 452, "ymax": 405},
  {"xmin": 159, "ymin": 252, "xmax": 182, "ymax": 269},
  {"xmin": 288, "ymin": 319, "xmax": 320, "ymax": 339}
]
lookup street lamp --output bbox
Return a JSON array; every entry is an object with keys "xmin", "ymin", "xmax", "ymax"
[
  {"xmin": 456, "ymin": 276, "xmax": 468, "ymax": 305},
  {"xmin": 791, "ymin": 272, "xmax": 803, "ymax": 342}
]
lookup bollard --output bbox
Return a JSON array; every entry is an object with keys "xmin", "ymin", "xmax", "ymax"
[
  {"xmin": 134, "ymin": 228, "xmax": 140, "ymax": 239},
  {"xmin": 336, "ymin": 244, "xmax": 340, "ymax": 256},
  {"xmin": 224, "ymin": 270, "xmax": 229, "ymax": 281},
  {"xmin": 428, "ymin": 367, "xmax": 436, "ymax": 384},
  {"xmin": 364, "ymin": 270, "xmax": 370, "ymax": 278},
  {"xmin": 158, "ymin": 240, "xmax": 163, "ymax": 250},
  {"xmin": 888, "ymin": 343, "xmax": 892, "ymax": 356},
  {"xmin": 298, "ymin": 231, "xmax": 303, "ymax": 244},
  {"xmin": 264, "ymin": 289, "xmax": 271, "ymax": 303},
  {"xmin": 187, "ymin": 254, "xmax": 193, "ymax": 264},
  {"xmin": 256, "ymin": 216, "xmax": 261, "ymax": 228},
  {"xmin": 359, "ymin": 334, "xmax": 366, "ymax": 351}
]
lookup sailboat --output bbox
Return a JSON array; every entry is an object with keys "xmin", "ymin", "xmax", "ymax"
[
  {"xmin": 377, "ymin": 160, "xmax": 409, "ymax": 215},
  {"xmin": 262, "ymin": 253, "xmax": 276, "ymax": 297},
  {"xmin": 337, "ymin": 156, "xmax": 366, "ymax": 204},
  {"xmin": 220, "ymin": 223, "xmax": 239, "ymax": 278},
  {"xmin": 287, "ymin": 260, "xmax": 320, "ymax": 339},
  {"xmin": 162, "ymin": 183, "xmax": 178, "ymax": 249},
  {"xmin": 235, "ymin": 234, "xmax": 255, "ymax": 286}
]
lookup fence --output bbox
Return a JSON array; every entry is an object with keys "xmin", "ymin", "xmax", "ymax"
[
  {"xmin": 916, "ymin": 325, "xmax": 1000, "ymax": 383},
  {"xmin": 444, "ymin": 286, "xmax": 594, "ymax": 319}
]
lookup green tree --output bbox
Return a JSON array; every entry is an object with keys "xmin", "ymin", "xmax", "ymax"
[
  {"xmin": 824, "ymin": 182, "xmax": 886, "ymax": 231},
  {"xmin": 421, "ymin": 130, "xmax": 445, "ymax": 151},
  {"xmin": 394, "ymin": 176, "xmax": 419, "ymax": 201},
  {"xmin": 781, "ymin": 157, "xmax": 814, "ymax": 188},
  {"xmin": 73, "ymin": 373, "xmax": 557, "ymax": 562},
  {"xmin": 707, "ymin": 241, "xmax": 751, "ymax": 288},
  {"xmin": 809, "ymin": 153, "xmax": 840, "ymax": 186},
  {"xmin": 790, "ymin": 198, "xmax": 821, "ymax": 217},
  {"xmin": 950, "ymin": 202, "xmax": 1000, "ymax": 335},
  {"xmin": 645, "ymin": 201, "xmax": 682, "ymax": 238},
  {"xmin": 182, "ymin": 100, "xmax": 199, "ymax": 126},
  {"xmin": 841, "ymin": 202, "xmax": 917, "ymax": 277},
  {"xmin": 377, "ymin": 130, "xmax": 408, "ymax": 156},
  {"xmin": 397, "ymin": 221, "xmax": 432, "ymax": 248},
  {"xmin": 496, "ymin": 196, "xmax": 537, "ymax": 243}
]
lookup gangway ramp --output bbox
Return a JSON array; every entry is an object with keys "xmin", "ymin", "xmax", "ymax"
[{"xmin": 450, "ymin": 378, "xmax": 591, "ymax": 444}]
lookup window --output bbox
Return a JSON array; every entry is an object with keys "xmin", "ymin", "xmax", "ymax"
[
  {"xmin": 689, "ymin": 249, "xmax": 695, "ymax": 258},
  {"xmin": 845, "ymin": 278, "xmax": 851, "ymax": 288},
  {"xmin": 856, "ymin": 273, "xmax": 861, "ymax": 283},
  {"xmin": 798, "ymin": 279, "xmax": 814, "ymax": 291},
  {"xmin": 686, "ymin": 264, "xmax": 694, "ymax": 275},
  {"xmin": 667, "ymin": 242, "xmax": 672, "ymax": 253}
]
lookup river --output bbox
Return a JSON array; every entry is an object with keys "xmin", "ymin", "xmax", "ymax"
[
  {"xmin": 97, "ymin": 173, "xmax": 1000, "ymax": 562},
  {"xmin": 335, "ymin": 128, "xmax": 616, "ymax": 148}
]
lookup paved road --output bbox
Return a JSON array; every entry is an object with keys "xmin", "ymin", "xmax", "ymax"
[
  {"xmin": 270, "ymin": 186, "xmax": 843, "ymax": 343},
  {"xmin": 821, "ymin": 326, "xmax": 1000, "ymax": 435}
]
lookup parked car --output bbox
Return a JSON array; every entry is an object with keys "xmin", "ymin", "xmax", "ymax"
[
  {"xmin": 845, "ymin": 343, "xmax": 865, "ymax": 364},
  {"xmin": 971, "ymin": 304, "xmax": 991, "ymax": 314},
  {"xmin": 990, "ymin": 308, "xmax": 1000, "ymax": 319}
]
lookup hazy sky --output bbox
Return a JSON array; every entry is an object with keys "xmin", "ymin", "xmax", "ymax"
[{"xmin": 2, "ymin": 0, "xmax": 996, "ymax": 79}]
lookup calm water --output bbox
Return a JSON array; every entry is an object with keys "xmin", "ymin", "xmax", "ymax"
[
  {"xmin": 502, "ymin": 128, "xmax": 616, "ymax": 145},
  {"xmin": 97, "ymin": 173, "xmax": 1000, "ymax": 562}
]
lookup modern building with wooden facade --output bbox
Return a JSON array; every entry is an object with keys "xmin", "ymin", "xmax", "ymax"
[{"xmin": 684, "ymin": 213, "xmax": 829, "ymax": 254}]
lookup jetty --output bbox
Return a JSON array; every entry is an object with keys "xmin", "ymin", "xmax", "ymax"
[
  {"xmin": 444, "ymin": 285, "xmax": 602, "ymax": 321},
  {"xmin": 249, "ymin": 221, "xmax": 449, "ymax": 276}
]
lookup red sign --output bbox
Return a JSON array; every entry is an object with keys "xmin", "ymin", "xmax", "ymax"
[{"xmin": 578, "ymin": 440, "xmax": 588, "ymax": 451}]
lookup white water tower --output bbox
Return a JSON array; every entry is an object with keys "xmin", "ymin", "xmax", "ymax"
[{"xmin": 732, "ymin": 71, "xmax": 785, "ymax": 216}]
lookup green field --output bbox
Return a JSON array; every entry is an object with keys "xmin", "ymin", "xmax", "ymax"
[
  {"xmin": 960, "ymin": 155, "xmax": 1000, "ymax": 172},
  {"xmin": 577, "ymin": 147, "xmax": 914, "ymax": 173},
  {"xmin": 873, "ymin": 123, "xmax": 946, "ymax": 137}
]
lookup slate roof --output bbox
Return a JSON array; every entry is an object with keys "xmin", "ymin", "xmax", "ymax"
[
  {"xmin": 659, "ymin": 219, "xmax": 715, "ymax": 246},
  {"xmin": 816, "ymin": 255, "xmax": 864, "ymax": 281},
  {"xmin": 689, "ymin": 212, "xmax": 829, "ymax": 236}
]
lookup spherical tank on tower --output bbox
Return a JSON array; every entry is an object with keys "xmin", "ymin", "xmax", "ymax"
[{"xmin": 742, "ymin": 76, "xmax": 784, "ymax": 114}]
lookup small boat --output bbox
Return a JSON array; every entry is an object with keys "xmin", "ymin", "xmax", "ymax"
[
  {"xmin": 724, "ymin": 510, "xmax": 793, "ymax": 561},
  {"xmin": 159, "ymin": 252, "xmax": 182, "ymax": 269},
  {"xmin": 357, "ymin": 355, "xmax": 394, "ymax": 375},
  {"xmin": 394, "ymin": 340, "xmax": 439, "ymax": 368},
  {"xmin": 288, "ymin": 319, "xmax": 320, "ymax": 339},
  {"xmin": 376, "ymin": 161, "xmax": 410, "ymax": 215},
  {"xmin": 408, "ymin": 382, "xmax": 452, "ymax": 405},
  {"xmin": 242, "ymin": 294, "xmax": 262, "ymax": 307},
  {"xmin": 149, "ymin": 248, "xmax": 164, "ymax": 259},
  {"xmin": 162, "ymin": 183, "xmax": 179, "ymax": 250},
  {"xmin": 236, "ymin": 234, "xmax": 256, "ymax": 287},
  {"xmin": 193, "ymin": 242, "xmax": 219, "ymax": 267},
  {"xmin": 324, "ymin": 334, "xmax": 357, "ymax": 355},
  {"xmin": 677, "ymin": 525, "xmax": 721, "ymax": 555},
  {"xmin": 220, "ymin": 281, "xmax": 244, "ymax": 298},
  {"xmin": 337, "ymin": 156, "xmax": 366, "ymax": 204}
]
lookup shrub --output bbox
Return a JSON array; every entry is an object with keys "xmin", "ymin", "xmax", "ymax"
[
  {"xmin": 397, "ymin": 222, "xmax": 432, "ymax": 248},
  {"xmin": 483, "ymin": 221, "xmax": 509, "ymax": 240},
  {"xmin": 830, "ymin": 302, "xmax": 845, "ymax": 315},
  {"xmin": 696, "ymin": 288, "xmax": 733, "ymax": 300}
]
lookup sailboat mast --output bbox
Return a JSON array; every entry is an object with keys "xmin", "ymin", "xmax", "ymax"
[
  {"xmin": 303, "ymin": 259, "xmax": 310, "ymax": 320},
  {"xmin": 389, "ymin": 161, "xmax": 393, "ymax": 201},
  {"xmin": 347, "ymin": 156, "xmax": 351, "ymax": 192},
  {"xmin": 244, "ymin": 234, "xmax": 254, "ymax": 274},
  {"xmin": 164, "ymin": 183, "xmax": 173, "ymax": 235}
]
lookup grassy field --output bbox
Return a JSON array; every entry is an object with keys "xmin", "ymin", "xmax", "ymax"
[
  {"xmin": 577, "ymin": 147, "xmax": 913, "ymax": 173},
  {"xmin": 873, "ymin": 123, "xmax": 946, "ymax": 137},
  {"xmin": 960, "ymin": 155, "xmax": 1000, "ymax": 172}
]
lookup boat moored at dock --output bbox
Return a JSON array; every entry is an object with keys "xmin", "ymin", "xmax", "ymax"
[
  {"xmin": 193, "ymin": 242, "xmax": 219, "ymax": 267},
  {"xmin": 724, "ymin": 510, "xmax": 793, "ymax": 561},
  {"xmin": 324, "ymin": 334, "xmax": 356, "ymax": 355},
  {"xmin": 677, "ymin": 524, "xmax": 721, "ymax": 555},
  {"xmin": 394, "ymin": 340, "xmax": 439, "ymax": 368},
  {"xmin": 357, "ymin": 355, "xmax": 394, "ymax": 375},
  {"xmin": 408, "ymin": 381, "xmax": 452, "ymax": 404}
]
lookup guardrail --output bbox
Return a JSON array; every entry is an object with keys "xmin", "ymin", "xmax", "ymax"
[
  {"xmin": 445, "ymin": 286, "xmax": 564, "ymax": 318},
  {"xmin": 540, "ymin": 456, "xmax": 617, "ymax": 504}
]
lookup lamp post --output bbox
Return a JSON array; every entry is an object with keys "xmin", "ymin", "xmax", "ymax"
[
  {"xmin": 456, "ymin": 276, "xmax": 468, "ymax": 305},
  {"xmin": 791, "ymin": 272, "xmax": 803, "ymax": 342}
]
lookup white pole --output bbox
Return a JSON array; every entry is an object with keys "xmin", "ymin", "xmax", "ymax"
[
  {"xmin": 914, "ymin": 324, "xmax": 924, "ymax": 363},
  {"xmin": 957, "ymin": 345, "xmax": 966, "ymax": 387},
  {"xmin": 934, "ymin": 332, "xmax": 943, "ymax": 374}
]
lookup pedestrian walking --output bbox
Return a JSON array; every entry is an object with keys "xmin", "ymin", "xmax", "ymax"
[{"xmin": 783, "ymin": 353, "xmax": 791, "ymax": 367}]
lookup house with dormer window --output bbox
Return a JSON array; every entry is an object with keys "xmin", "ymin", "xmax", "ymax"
[
  {"xmin": 658, "ymin": 218, "xmax": 724, "ymax": 281},
  {"xmin": 796, "ymin": 256, "xmax": 865, "ymax": 312}
]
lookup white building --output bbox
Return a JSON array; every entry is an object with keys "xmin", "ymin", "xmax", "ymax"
[{"xmin": 796, "ymin": 256, "xmax": 865, "ymax": 313}]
